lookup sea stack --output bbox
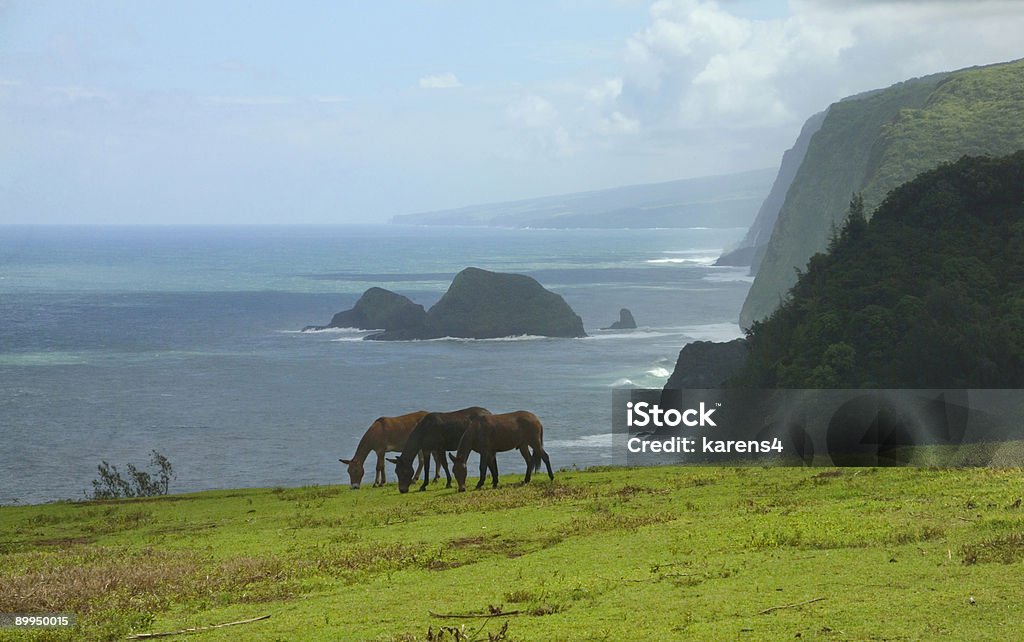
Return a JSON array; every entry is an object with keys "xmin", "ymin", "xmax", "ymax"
[{"xmin": 603, "ymin": 308, "xmax": 637, "ymax": 330}]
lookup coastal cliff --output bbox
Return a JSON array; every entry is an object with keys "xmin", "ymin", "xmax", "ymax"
[
  {"xmin": 741, "ymin": 58, "xmax": 1024, "ymax": 328},
  {"xmin": 715, "ymin": 109, "xmax": 827, "ymax": 271}
]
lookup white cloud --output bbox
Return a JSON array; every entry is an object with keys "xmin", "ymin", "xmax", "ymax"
[
  {"xmin": 418, "ymin": 72, "xmax": 462, "ymax": 89},
  {"xmin": 506, "ymin": 0, "xmax": 1024, "ymax": 177},
  {"xmin": 505, "ymin": 94, "xmax": 578, "ymax": 157}
]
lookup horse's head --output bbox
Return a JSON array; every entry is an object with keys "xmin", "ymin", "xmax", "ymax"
[
  {"xmin": 339, "ymin": 458, "xmax": 364, "ymax": 490},
  {"xmin": 387, "ymin": 455, "xmax": 416, "ymax": 493},
  {"xmin": 449, "ymin": 453, "xmax": 469, "ymax": 492}
]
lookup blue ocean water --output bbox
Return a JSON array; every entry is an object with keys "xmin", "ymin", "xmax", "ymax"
[{"xmin": 0, "ymin": 225, "xmax": 752, "ymax": 504}]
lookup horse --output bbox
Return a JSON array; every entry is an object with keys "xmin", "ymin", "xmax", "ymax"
[
  {"xmin": 449, "ymin": 410, "xmax": 554, "ymax": 492},
  {"xmin": 340, "ymin": 411, "xmax": 443, "ymax": 489},
  {"xmin": 387, "ymin": 406, "xmax": 492, "ymax": 493}
]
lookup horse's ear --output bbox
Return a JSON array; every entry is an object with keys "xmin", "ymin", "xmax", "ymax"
[
  {"xmin": 386, "ymin": 457, "xmax": 400, "ymax": 464},
  {"xmin": 340, "ymin": 458, "xmax": 352, "ymax": 465}
]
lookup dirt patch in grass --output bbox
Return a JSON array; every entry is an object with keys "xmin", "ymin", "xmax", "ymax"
[
  {"xmin": 961, "ymin": 532, "xmax": 1024, "ymax": 565},
  {"xmin": 313, "ymin": 542, "xmax": 463, "ymax": 577},
  {"xmin": 611, "ymin": 485, "xmax": 671, "ymax": 498},
  {"xmin": 0, "ymin": 546, "xmax": 307, "ymax": 616},
  {"xmin": 81, "ymin": 508, "xmax": 154, "ymax": 534},
  {"xmin": 32, "ymin": 536, "xmax": 95, "ymax": 547},
  {"xmin": 448, "ymin": 534, "xmax": 526, "ymax": 559},
  {"xmin": 0, "ymin": 548, "xmax": 197, "ymax": 614},
  {"xmin": 273, "ymin": 485, "xmax": 345, "ymax": 502},
  {"xmin": 811, "ymin": 470, "xmax": 845, "ymax": 484}
]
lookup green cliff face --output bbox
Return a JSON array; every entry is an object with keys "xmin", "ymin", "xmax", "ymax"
[
  {"xmin": 740, "ymin": 58, "xmax": 1024, "ymax": 328},
  {"xmin": 715, "ymin": 109, "xmax": 827, "ymax": 270},
  {"xmin": 734, "ymin": 152, "xmax": 1024, "ymax": 388}
]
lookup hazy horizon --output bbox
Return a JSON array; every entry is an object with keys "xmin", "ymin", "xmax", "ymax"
[{"xmin": 3, "ymin": 1, "xmax": 1023, "ymax": 225}]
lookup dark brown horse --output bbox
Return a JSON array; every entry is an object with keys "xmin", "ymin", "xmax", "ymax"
[
  {"xmin": 340, "ymin": 411, "xmax": 442, "ymax": 489},
  {"xmin": 387, "ymin": 406, "xmax": 491, "ymax": 493},
  {"xmin": 449, "ymin": 411, "xmax": 554, "ymax": 491}
]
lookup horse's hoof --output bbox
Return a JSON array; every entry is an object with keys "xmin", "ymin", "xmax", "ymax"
[{"xmin": 445, "ymin": 482, "xmax": 452, "ymax": 489}]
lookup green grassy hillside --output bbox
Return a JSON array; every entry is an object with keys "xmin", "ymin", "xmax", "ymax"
[
  {"xmin": 741, "ymin": 58, "xmax": 1024, "ymax": 328},
  {"xmin": 2, "ymin": 466, "xmax": 1023, "ymax": 641}
]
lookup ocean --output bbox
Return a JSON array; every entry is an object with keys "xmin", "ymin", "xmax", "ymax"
[{"xmin": 0, "ymin": 225, "xmax": 751, "ymax": 504}]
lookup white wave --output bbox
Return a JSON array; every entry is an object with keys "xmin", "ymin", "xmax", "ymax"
[
  {"xmin": 702, "ymin": 271, "xmax": 755, "ymax": 283},
  {"xmin": 545, "ymin": 432, "xmax": 616, "ymax": 450},
  {"xmin": 292, "ymin": 326, "xmax": 384, "ymax": 335},
  {"xmin": 330, "ymin": 335, "xmax": 373, "ymax": 342},
  {"xmin": 645, "ymin": 256, "xmax": 719, "ymax": 266},
  {"xmin": 681, "ymin": 323, "xmax": 745, "ymax": 343},
  {"xmin": 645, "ymin": 367, "xmax": 671, "ymax": 378},
  {"xmin": 585, "ymin": 329, "xmax": 683, "ymax": 341},
  {"xmin": 417, "ymin": 334, "xmax": 550, "ymax": 343},
  {"xmin": 609, "ymin": 377, "xmax": 637, "ymax": 388},
  {"xmin": 0, "ymin": 352, "xmax": 91, "ymax": 367},
  {"xmin": 663, "ymin": 248, "xmax": 722, "ymax": 255}
]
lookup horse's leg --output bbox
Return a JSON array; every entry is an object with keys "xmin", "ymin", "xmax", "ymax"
[
  {"xmin": 433, "ymin": 452, "xmax": 442, "ymax": 482},
  {"xmin": 413, "ymin": 452, "xmax": 425, "ymax": 483},
  {"xmin": 419, "ymin": 449, "xmax": 430, "ymax": 492},
  {"xmin": 542, "ymin": 449, "xmax": 554, "ymax": 480},
  {"xmin": 375, "ymin": 450, "xmax": 386, "ymax": 487},
  {"xmin": 489, "ymin": 453, "xmax": 499, "ymax": 488},
  {"xmin": 520, "ymin": 445, "xmax": 534, "ymax": 483},
  {"xmin": 439, "ymin": 450, "xmax": 452, "ymax": 488},
  {"xmin": 475, "ymin": 451, "xmax": 488, "ymax": 490}
]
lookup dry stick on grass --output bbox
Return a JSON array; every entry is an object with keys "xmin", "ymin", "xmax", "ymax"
[
  {"xmin": 758, "ymin": 597, "xmax": 826, "ymax": 615},
  {"xmin": 125, "ymin": 614, "xmax": 271, "ymax": 639},
  {"xmin": 428, "ymin": 610, "xmax": 523, "ymax": 619}
]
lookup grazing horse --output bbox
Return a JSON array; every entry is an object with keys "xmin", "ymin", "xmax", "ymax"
[
  {"xmin": 449, "ymin": 411, "xmax": 554, "ymax": 492},
  {"xmin": 340, "ymin": 411, "xmax": 441, "ymax": 489},
  {"xmin": 387, "ymin": 406, "xmax": 491, "ymax": 493}
]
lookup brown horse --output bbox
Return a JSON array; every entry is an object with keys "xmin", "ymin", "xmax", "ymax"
[
  {"xmin": 387, "ymin": 406, "xmax": 492, "ymax": 493},
  {"xmin": 340, "ymin": 411, "xmax": 443, "ymax": 489},
  {"xmin": 449, "ymin": 411, "xmax": 554, "ymax": 492}
]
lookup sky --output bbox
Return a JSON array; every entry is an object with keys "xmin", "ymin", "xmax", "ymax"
[{"xmin": 1, "ymin": 0, "xmax": 1023, "ymax": 225}]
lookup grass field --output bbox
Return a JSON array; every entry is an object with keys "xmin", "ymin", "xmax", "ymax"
[{"xmin": 2, "ymin": 465, "xmax": 1023, "ymax": 641}]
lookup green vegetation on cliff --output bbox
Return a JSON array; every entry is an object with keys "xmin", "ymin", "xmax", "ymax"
[
  {"xmin": 735, "ymin": 153, "xmax": 1024, "ymax": 388},
  {"xmin": 742, "ymin": 58, "xmax": 1024, "ymax": 327}
]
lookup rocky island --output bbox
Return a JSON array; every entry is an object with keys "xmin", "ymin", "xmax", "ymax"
[{"xmin": 306, "ymin": 267, "xmax": 586, "ymax": 340}]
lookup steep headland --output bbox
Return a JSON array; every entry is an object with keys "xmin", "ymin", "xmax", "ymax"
[
  {"xmin": 715, "ymin": 109, "xmax": 827, "ymax": 270},
  {"xmin": 741, "ymin": 58, "xmax": 1024, "ymax": 327},
  {"xmin": 664, "ymin": 339, "xmax": 749, "ymax": 389},
  {"xmin": 734, "ymin": 152, "xmax": 1024, "ymax": 388}
]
